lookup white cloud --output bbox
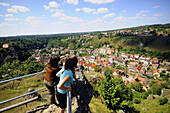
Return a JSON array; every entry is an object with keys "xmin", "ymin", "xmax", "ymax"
[
  {"xmin": 82, "ymin": 18, "xmax": 103, "ymax": 25},
  {"xmin": 153, "ymin": 6, "xmax": 160, "ymax": 8},
  {"xmin": 61, "ymin": 16, "xmax": 83, "ymax": 22},
  {"xmin": 153, "ymin": 14, "xmax": 162, "ymax": 16},
  {"xmin": 121, "ymin": 10, "xmax": 126, "ymax": 13},
  {"xmin": 5, "ymin": 14, "xmax": 14, "ymax": 17},
  {"xmin": 25, "ymin": 16, "xmax": 40, "ymax": 25},
  {"xmin": 0, "ymin": 15, "xmax": 3, "ymax": 17},
  {"xmin": 111, "ymin": 16, "xmax": 128, "ymax": 23},
  {"xmin": 49, "ymin": 1, "xmax": 60, "ymax": 8},
  {"xmin": 136, "ymin": 10, "xmax": 149, "ymax": 16},
  {"xmin": 52, "ymin": 12, "xmax": 65, "ymax": 17},
  {"xmin": 7, "ymin": 5, "xmax": 30, "ymax": 13},
  {"xmin": 50, "ymin": 9, "xmax": 55, "ymax": 12},
  {"xmin": 52, "ymin": 21, "xmax": 64, "ymax": 25},
  {"xmin": 52, "ymin": 11, "xmax": 83, "ymax": 23},
  {"xmin": 67, "ymin": 0, "xmax": 78, "ymax": 5},
  {"xmin": 82, "ymin": 8, "xmax": 96, "ymax": 13},
  {"xmin": 93, "ymin": 8, "xmax": 109, "ymax": 14},
  {"xmin": 44, "ymin": 1, "xmax": 60, "ymax": 10},
  {"xmin": 75, "ymin": 8, "xmax": 81, "ymax": 12},
  {"xmin": 0, "ymin": 2, "xmax": 10, "ymax": 6},
  {"xmin": 4, "ymin": 18, "xmax": 19, "ymax": 21},
  {"xmin": 103, "ymin": 13, "xmax": 115, "ymax": 18},
  {"xmin": 84, "ymin": 0, "xmax": 116, "ymax": 4},
  {"xmin": 81, "ymin": 18, "xmax": 107, "ymax": 28},
  {"xmin": 44, "ymin": 5, "xmax": 50, "ymax": 10},
  {"xmin": 128, "ymin": 16, "xmax": 140, "ymax": 20},
  {"xmin": 55, "ymin": 9, "xmax": 64, "ymax": 12},
  {"xmin": 0, "ymin": 23, "xmax": 11, "ymax": 27},
  {"xmin": 146, "ymin": 17, "xmax": 156, "ymax": 20}
]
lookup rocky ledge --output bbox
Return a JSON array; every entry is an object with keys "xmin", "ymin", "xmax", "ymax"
[{"xmin": 27, "ymin": 67, "xmax": 93, "ymax": 113}]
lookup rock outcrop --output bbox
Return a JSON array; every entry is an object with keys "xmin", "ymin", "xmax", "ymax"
[{"xmin": 27, "ymin": 66, "xmax": 93, "ymax": 113}]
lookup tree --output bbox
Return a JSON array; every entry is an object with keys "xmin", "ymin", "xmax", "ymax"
[
  {"xmin": 68, "ymin": 42, "xmax": 74, "ymax": 50},
  {"xmin": 149, "ymin": 80, "xmax": 162, "ymax": 95},
  {"xmin": 94, "ymin": 66, "xmax": 100, "ymax": 72},
  {"xmin": 104, "ymin": 67, "xmax": 112, "ymax": 80},
  {"xmin": 159, "ymin": 97, "xmax": 168, "ymax": 105},
  {"xmin": 112, "ymin": 62, "xmax": 116, "ymax": 68},
  {"xmin": 98, "ymin": 77, "xmax": 133, "ymax": 112},
  {"xmin": 135, "ymin": 82, "xmax": 143, "ymax": 92},
  {"xmin": 130, "ymin": 82, "xmax": 135, "ymax": 89}
]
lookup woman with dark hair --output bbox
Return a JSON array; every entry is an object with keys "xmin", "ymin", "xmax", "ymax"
[
  {"xmin": 56, "ymin": 56, "xmax": 78, "ymax": 113},
  {"xmin": 44, "ymin": 56, "xmax": 60, "ymax": 105}
]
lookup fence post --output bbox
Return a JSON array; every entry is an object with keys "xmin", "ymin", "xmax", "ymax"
[
  {"xmin": 67, "ymin": 91, "xmax": 72, "ymax": 113},
  {"xmin": 67, "ymin": 91, "xmax": 69, "ymax": 113},
  {"xmin": 69, "ymin": 91, "xmax": 72, "ymax": 113}
]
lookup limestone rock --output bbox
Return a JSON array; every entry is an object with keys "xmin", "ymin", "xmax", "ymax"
[
  {"xmin": 161, "ymin": 88, "xmax": 170, "ymax": 102},
  {"xmin": 142, "ymin": 108, "xmax": 149, "ymax": 111},
  {"xmin": 119, "ymin": 110, "xmax": 125, "ymax": 113},
  {"xmin": 147, "ymin": 95, "xmax": 153, "ymax": 100},
  {"xmin": 43, "ymin": 104, "xmax": 60, "ymax": 113},
  {"xmin": 71, "ymin": 69, "xmax": 93, "ymax": 113}
]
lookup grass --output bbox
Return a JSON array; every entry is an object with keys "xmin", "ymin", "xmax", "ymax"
[
  {"xmin": 133, "ymin": 97, "xmax": 170, "ymax": 113},
  {"xmin": 0, "ymin": 73, "xmax": 50, "ymax": 113},
  {"xmin": 110, "ymin": 35, "xmax": 170, "ymax": 52},
  {"xmin": 84, "ymin": 71, "xmax": 112, "ymax": 113},
  {"xmin": 0, "ymin": 70, "xmax": 111, "ymax": 113},
  {"xmin": 89, "ymin": 97, "xmax": 111, "ymax": 113}
]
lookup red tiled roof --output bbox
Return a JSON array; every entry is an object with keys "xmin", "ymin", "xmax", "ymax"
[
  {"xmin": 85, "ymin": 55, "xmax": 89, "ymax": 58},
  {"xmin": 153, "ymin": 69, "xmax": 159, "ymax": 73},
  {"xmin": 158, "ymin": 81, "xmax": 163, "ymax": 85},
  {"xmin": 125, "ymin": 80, "xmax": 130, "ymax": 85}
]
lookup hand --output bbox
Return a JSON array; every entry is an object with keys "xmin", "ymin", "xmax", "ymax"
[{"xmin": 67, "ymin": 86, "xmax": 71, "ymax": 91}]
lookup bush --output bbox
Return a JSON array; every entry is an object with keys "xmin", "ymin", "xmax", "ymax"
[
  {"xmin": 134, "ymin": 98, "xmax": 141, "ymax": 104},
  {"xmin": 159, "ymin": 97, "xmax": 168, "ymax": 105},
  {"xmin": 142, "ymin": 92, "xmax": 149, "ymax": 99},
  {"xmin": 98, "ymin": 77, "xmax": 133, "ymax": 111}
]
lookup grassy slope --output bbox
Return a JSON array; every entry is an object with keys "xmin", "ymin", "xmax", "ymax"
[
  {"xmin": 0, "ymin": 73, "xmax": 49, "ymax": 113},
  {"xmin": 85, "ymin": 71, "xmax": 170, "ymax": 113},
  {"xmin": 1, "ymin": 70, "xmax": 169, "ymax": 113},
  {"xmin": 133, "ymin": 97, "xmax": 170, "ymax": 113},
  {"xmin": 110, "ymin": 36, "xmax": 170, "ymax": 52}
]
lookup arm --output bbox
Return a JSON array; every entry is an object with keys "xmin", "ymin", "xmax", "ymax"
[
  {"xmin": 58, "ymin": 76, "xmax": 71, "ymax": 91},
  {"xmin": 56, "ymin": 68, "xmax": 64, "ymax": 76}
]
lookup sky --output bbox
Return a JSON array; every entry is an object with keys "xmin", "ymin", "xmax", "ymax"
[{"xmin": 0, "ymin": 0, "xmax": 170, "ymax": 37}]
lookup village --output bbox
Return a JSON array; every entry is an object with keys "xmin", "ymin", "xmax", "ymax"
[{"xmin": 32, "ymin": 29, "xmax": 170, "ymax": 92}]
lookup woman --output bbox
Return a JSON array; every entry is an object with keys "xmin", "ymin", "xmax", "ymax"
[
  {"xmin": 56, "ymin": 56, "xmax": 78, "ymax": 113},
  {"xmin": 44, "ymin": 56, "xmax": 60, "ymax": 105}
]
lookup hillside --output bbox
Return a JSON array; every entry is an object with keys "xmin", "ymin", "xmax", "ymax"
[{"xmin": 110, "ymin": 35, "xmax": 170, "ymax": 52}]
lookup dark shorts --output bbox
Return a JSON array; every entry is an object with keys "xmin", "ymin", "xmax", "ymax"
[{"xmin": 56, "ymin": 89, "xmax": 67, "ymax": 109}]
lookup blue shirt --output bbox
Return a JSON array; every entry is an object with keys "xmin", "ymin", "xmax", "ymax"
[{"xmin": 57, "ymin": 70, "xmax": 73, "ymax": 94}]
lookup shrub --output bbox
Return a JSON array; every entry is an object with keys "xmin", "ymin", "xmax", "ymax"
[
  {"xmin": 134, "ymin": 98, "xmax": 141, "ymax": 104},
  {"xmin": 159, "ymin": 97, "xmax": 168, "ymax": 105},
  {"xmin": 142, "ymin": 92, "xmax": 149, "ymax": 99}
]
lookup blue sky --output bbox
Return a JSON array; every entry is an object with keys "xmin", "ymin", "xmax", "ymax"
[{"xmin": 0, "ymin": 0, "xmax": 170, "ymax": 36}]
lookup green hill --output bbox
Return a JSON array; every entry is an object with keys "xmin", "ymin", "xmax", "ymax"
[{"xmin": 110, "ymin": 35, "xmax": 170, "ymax": 52}]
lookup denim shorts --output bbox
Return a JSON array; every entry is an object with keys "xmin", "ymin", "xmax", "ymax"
[{"xmin": 56, "ymin": 89, "xmax": 67, "ymax": 109}]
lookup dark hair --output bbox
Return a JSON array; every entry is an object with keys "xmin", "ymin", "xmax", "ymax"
[
  {"xmin": 48, "ymin": 56, "xmax": 60, "ymax": 69},
  {"xmin": 64, "ymin": 56, "xmax": 78, "ymax": 75}
]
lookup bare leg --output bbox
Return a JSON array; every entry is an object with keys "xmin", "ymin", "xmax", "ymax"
[{"xmin": 59, "ymin": 108, "xmax": 65, "ymax": 113}]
